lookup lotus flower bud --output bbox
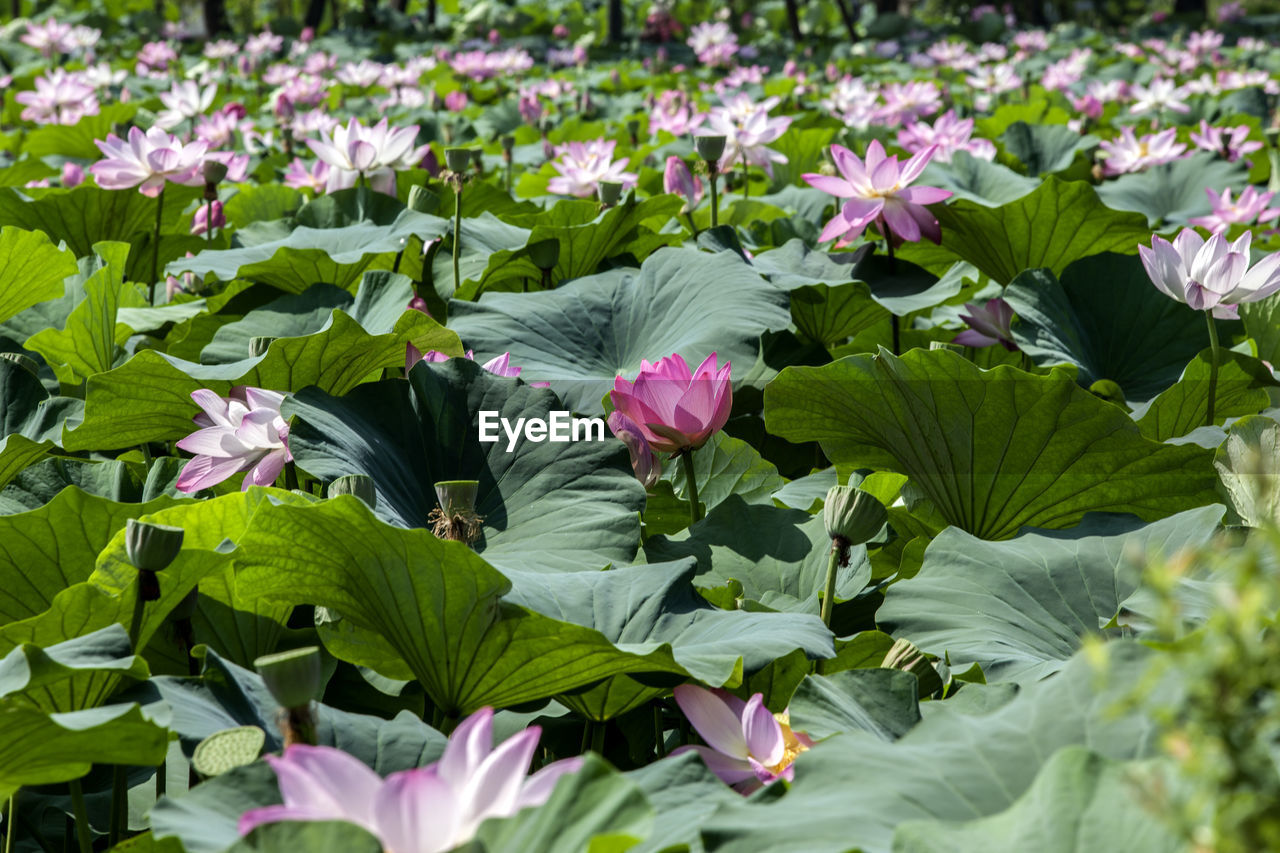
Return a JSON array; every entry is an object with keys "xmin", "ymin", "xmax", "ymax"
[
  {"xmin": 822, "ymin": 485, "xmax": 886, "ymax": 547},
  {"xmin": 255, "ymin": 646, "xmax": 324, "ymax": 709},
  {"xmin": 327, "ymin": 474, "xmax": 377, "ymax": 507},
  {"xmin": 248, "ymin": 336, "xmax": 275, "ymax": 357},
  {"xmin": 663, "ymin": 155, "xmax": 702, "ymax": 213},
  {"xmin": 202, "ymin": 159, "xmax": 228, "ymax": 185},
  {"xmin": 528, "ymin": 237, "xmax": 560, "ymax": 271},
  {"xmin": 407, "ymin": 185, "xmax": 437, "ymax": 214},
  {"xmin": 125, "ymin": 519, "xmax": 185, "ymax": 572},
  {"xmin": 444, "ymin": 146, "xmax": 471, "ymax": 173},
  {"xmin": 694, "ymin": 134, "xmax": 727, "ymax": 164},
  {"xmin": 597, "ymin": 180, "xmax": 624, "ymax": 206}
]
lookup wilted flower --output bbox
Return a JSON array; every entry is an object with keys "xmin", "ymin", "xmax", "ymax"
[
  {"xmin": 609, "ymin": 353, "xmax": 731, "ymax": 454},
  {"xmin": 547, "ymin": 139, "xmax": 637, "ymax": 199},
  {"xmin": 175, "ymin": 387, "xmax": 292, "ymax": 492},
  {"xmin": 239, "ymin": 708, "xmax": 581, "ymax": 852},
  {"xmin": 954, "ymin": 298, "xmax": 1017, "ymax": 350},
  {"xmin": 663, "ymin": 156, "xmax": 702, "ymax": 213},
  {"xmin": 804, "ymin": 141, "xmax": 952, "ymax": 246},
  {"xmin": 671, "ymin": 685, "xmax": 813, "ymax": 794},
  {"xmin": 90, "ymin": 127, "xmax": 208, "ymax": 196},
  {"xmin": 1139, "ymin": 230, "xmax": 1280, "ymax": 311},
  {"xmin": 1188, "ymin": 186, "xmax": 1280, "ymax": 233},
  {"xmin": 307, "ymin": 117, "xmax": 428, "ymax": 195}
]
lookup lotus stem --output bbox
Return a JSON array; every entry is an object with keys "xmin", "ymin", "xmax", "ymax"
[
  {"xmin": 68, "ymin": 780, "xmax": 91, "ymax": 853},
  {"xmin": 204, "ymin": 198, "xmax": 214, "ymax": 244},
  {"xmin": 108, "ymin": 766, "xmax": 126, "ymax": 846},
  {"xmin": 819, "ymin": 539, "xmax": 844, "ymax": 629},
  {"xmin": 680, "ymin": 450, "xmax": 702, "ymax": 524},
  {"xmin": 4, "ymin": 795, "xmax": 14, "ymax": 853},
  {"xmin": 653, "ymin": 705, "xmax": 666, "ymax": 758},
  {"xmin": 740, "ymin": 153, "xmax": 749, "ymax": 201},
  {"xmin": 1205, "ymin": 310, "xmax": 1220, "ymax": 427},
  {"xmin": 452, "ymin": 183, "xmax": 463, "ymax": 291},
  {"xmin": 148, "ymin": 187, "xmax": 165, "ymax": 304},
  {"xmin": 708, "ymin": 168, "xmax": 719, "ymax": 229}
]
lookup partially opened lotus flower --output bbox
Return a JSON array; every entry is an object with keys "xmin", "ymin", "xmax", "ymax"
[
  {"xmin": 175, "ymin": 387, "xmax": 293, "ymax": 492},
  {"xmin": 155, "ymin": 80, "xmax": 218, "ymax": 130},
  {"xmin": 803, "ymin": 141, "xmax": 952, "ymax": 247},
  {"xmin": 955, "ymin": 298, "xmax": 1017, "ymax": 350},
  {"xmin": 606, "ymin": 411, "xmax": 661, "ymax": 489},
  {"xmin": 238, "ymin": 708, "xmax": 582, "ymax": 852},
  {"xmin": 609, "ymin": 353, "xmax": 731, "ymax": 455},
  {"xmin": 671, "ymin": 685, "xmax": 812, "ymax": 795},
  {"xmin": 90, "ymin": 126, "xmax": 208, "ymax": 196},
  {"xmin": 1139, "ymin": 230, "xmax": 1280, "ymax": 311},
  {"xmin": 663, "ymin": 155, "xmax": 702, "ymax": 214},
  {"xmin": 307, "ymin": 117, "xmax": 428, "ymax": 195}
]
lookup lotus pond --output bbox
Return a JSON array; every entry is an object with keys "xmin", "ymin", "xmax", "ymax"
[{"xmin": 1, "ymin": 1, "xmax": 1280, "ymax": 851}]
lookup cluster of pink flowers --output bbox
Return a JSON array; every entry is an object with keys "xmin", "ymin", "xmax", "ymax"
[
  {"xmin": 447, "ymin": 48, "xmax": 534, "ymax": 81},
  {"xmin": 897, "ymin": 111, "xmax": 994, "ymax": 164},
  {"xmin": 686, "ymin": 21, "xmax": 738, "ymax": 67},
  {"xmin": 20, "ymin": 17, "xmax": 99, "ymax": 57}
]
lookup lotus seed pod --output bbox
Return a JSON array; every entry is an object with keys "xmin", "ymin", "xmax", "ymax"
[
  {"xmin": 434, "ymin": 479, "xmax": 479, "ymax": 515},
  {"xmin": 500, "ymin": 135, "xmax": 514, "ymax": 152},
  {"xmin": 444, "ymin": 146, "xmax": 471, "ymax": 173},
  {"xmin": 255, "ymin": 646, "xmax": 324, "ymax": 709},
  {"xmin": 328, "ymin": 474, "xmax": 377, "ymax": 508},
  {"xmin": 407, "ymin": 185, "xmax": 438, "ymax": 214},
  {"xmin": 597, "ymin": 180, "xmax": 624, "ymax": 206},
  {"xmin": 192, "ymin": 726, "xmax": 266, "ymax": 779},
  {"xmin": 125, "ymin": 519, "xmax": 185, "ymax": 572},
  {"xmin": 248, "ymin": 336, "xmax": 275, "ymax": 357},
  {"xmin": 201, "ymin": 160, "xmax": 228, "ymax": 185},
  {"xmin": 528, "ymin": 237, "xmax": 560, "ymax": 271},
  {"xmin": 822, "ymin": 485, "xmax": 887, "ymax": 546},
  {"xmin": 694, "ymin": 134, "xmax": 727, "ymax": 163}
]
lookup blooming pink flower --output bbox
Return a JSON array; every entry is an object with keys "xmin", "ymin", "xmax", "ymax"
[
  {"xmin": 447, "ymin": 48, "xmax": 534, "ymax": 81},
  {"xmin": 1189, "ymin": 120, "xmax": 1262, "ymax": 163},
  {"xmin": 136, "ymin": 41, "xmax": 178, "ymax": 75},
  {"xmin": 609, "ymin": 353, "xmax": 731, "ymax": 455},
  {"xmin": 820, "ymin": 76, "xmax": 879, "ymax": 130},
  {"xmin": 671, "ymin": 685, "xmax": 813, "ymax": 795},
  {"xmin": 687, "ymin": 21, "xmax": 738, "ymax": 67},
  {"xmin": 1188, "ymin": 186, "xmax": 1280, "ymax": 233},
  {"xmin": 283, "ymin": 158, "xmax": 331, "ymax": 193},
  {"xmin": 1129, "ymin": 78, "xmax": 1190, "ymax": 115},
  {"xmin": 175, "ymin": 387, "xmax": 293, "ymax": 492},
  {"xmin": 191, "ymin": 200, "xmax": 225, "ymax": 236},
  {"xmin": 15, "ymin": 69, "xmax": 98, "ymax": 125},
  {"xmin": 21, "ymin": 18, "xmax": 76, "ymax": 56},
  {"xmin": 1097, "ymin": 127, "xmax": 1187, "ymax": 176},
  {"xmin": 90, "ymin": 127, "xmax": 208, "ymax": 197},
  {"xmin": 239, "ymin": 709, "xmax": 581, "ymax": 852},
  {"xmin": 803, "ymin": 141, "xmax": 952, "ymax": 246},
  {"xmin": 700, "ymin": 93, "xmax": 792, "ymax": 175},
  {"xmin": 1139, "ymin": 230, "xmax": 1280, "ymax": 311},
  {"xmin": 897, "ymin": 110, "xmax": 994, "ymax": 164},
  {"xmin": 547, "ymin": 139, "xmax": 637, "ymax": 199},
  {"xmin": 406, "ymin": 348, "xmax": 548, "ymax": 387},
  {"xmin": 246, "ymin": 30, "xmax": 285, "ymax": 57},
  {"xmin": 307, "ymin": 117, "xmax": 428, "ymax": 195},
  {"xmin": 444, "ymin": 90, "xmax": 468, "ymax": 112},
  {"xmin": 649, "ymin": 89, "xmax": 705, "ymax": 137},
  {"xmin": 336, "ymin": 60, "xmax": 386, "ymax": 89},
  {"xmin": 875, "ymin": 81, "xmax": 941, "ymax": 127},
  {"xmin": 1217, "ymin": 1, "xmax": 1245, "ymax": 22},
  {"xmin": 663, "ymin": 156, "xmax": 702, "ymax": 214},
  {"xmin": 954, "ymin": 298, "xmax": 1017, "ymax": 350},
  {"xmin": 155, "ymin": 81, "xmax": 217, "ymax": 130}
]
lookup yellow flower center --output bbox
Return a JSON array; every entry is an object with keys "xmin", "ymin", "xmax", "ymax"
[{"xmin": 763, "ymin": 711, "xmax": 810, "ymax": 776}]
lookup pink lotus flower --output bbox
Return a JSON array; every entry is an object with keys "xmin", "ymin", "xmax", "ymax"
[
  {"xmin": 547, "ymin": 140, "xmax": 637, "ymax": 199},
  {"xmin": 687, "ymin": 21, "xmax": 738, "ymax": 67},
  {"xmin": 406, "ymin": 347, "xmax": 549, "ymax": 387},
  {"xmin": 663, "ymin": 156, "xmax": 702, "ymax": 214},
  {"xmin": 804, "ymin": 141, "xmax": 952, "ymax": 246},
  {"xmin": 175, "ymin": 387, "xmax": 292, "ymax": 492},
  {"xmin": 239, "ymin": 708, "xmax": 581, "ymax": 851},
  {"xmin": 1189, "ymin": 186, "xmax": 1280, "ymax": 234},
  {"xmin": 607, "ymin": 411, "xmax": 661, "ymax": 489},
  {"xmin": 135, "ymin": 41, "xmax": 178, "ymax": 75},
  {"xmin": 191, "ymin": 200, "xmax": 225, "ymax": 236},
  {"xmin": 875, "ymin": 81, "xmax": 941, "ymax": 127},
  {"xmin": 700, "ymin": 94, "xmax": 792, "ymax": 175},
  {"xmin": 307, "ymin": 117, "xmax": 428, "ymax": 195},
  {"xmin": 336, "ymin": 60, "xmax": 386, "ymax": 89},
  {"xmin": 283, "ymin": 158, "xmax": 331, "ymax": 193},
  {"xmin": 1189, "ymin": 120, "xmax": 1262, "ymax": 163},
  {"xmin": 671, "ymin": 685, "xmax": 813, "ymax": 795},
  {"xmin": 444, "ymin": 90, "xmax": 468, "ymax": 112},
  {"xmin": 21, "ymin": 18, "xmax": 76, "ymax": 57},
  {"xmin": 155, "ymin": 81, "xmax": 218, "ymax": 130},
  {"xmin": 16, "ymin": 69, "xmax": 98, "ymax": 126},
  {"xmin": 1139, "ymin": 230, "xmax": 1280, "ymax": 311},
  {"xmin": 1129, "ymin": 78, "xmax": 1190, "ymax": 115},
  {"xmin": 609, "ymin": 353, "xmax": 731, "ymax": 455},
  {"xmin": 897, "ymin": 110, "xmax": 995, "ymax": 164},
  {"xmin": 61, "ymin": 162, "xmax": 84, "ymax": 188},
  {"xmin": 1097, "ymin": 127, "xmax": 1187, "ymax": 176},
  {"xmin": 954, "ymin": 298, "xmax": 1017, "ymax": 350},
  {"xmin": 649, "ymin": 89, "xmax": 705, "ymax": 137},
  {"xmin": 90, "ymin": 127, "xmax": 208, "ymax": 197}
]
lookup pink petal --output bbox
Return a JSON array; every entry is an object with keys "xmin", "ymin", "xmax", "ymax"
[
  {"xmin": 668, "ymin": 745, "xmax": 756, "ymax": 787},
  {"xmin": 374, "ymin": 768, "xmax": 460, "ymax": 853},
  {"xmin": 741, "ymin": 695, "xmax": 785, "ymax": 768},
  {"xmin": 672, "ymin": 684, "xmax": 749, "ymax": 760}
]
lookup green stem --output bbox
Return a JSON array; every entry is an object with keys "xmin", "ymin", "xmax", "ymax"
[
  {"xmin": 740, "ymin": 153, "xmax": 749, "ymax": 201},
  {"xmin": 819, "ymin": 542, "xmax": 841, "ymax": 629},
  {"xmin": 284, "ymin": 460, "xmax": 298, "ymax": 492},
  {"xmin": 708, "ymin": 170, "xmax": 719, "ymax": 229},
  {"xmin": 108, "ymin": 766, "xmax": 125, "ymax": 846},
  {"xmin": 149, "ymin": 187, "xmax": 166, "ymax": 304},
  {"xmin": 67, "ymin": 781, "xmax": 91, "ymax": 853},
  {"xmin": 204, "ymin": 197, "xmax": 213, "ymax": 244},
  {"xmin": 126, "ymin": 585, "xmax": 146, "ymax": 651},
  {"xmin": 4, "ymin": 795, "xmax": 14, "ymax": 853},
  {"xmin": 683, "ymin": 212, "xmax": 699, "ymax": 238},
  {"xmin": 1205, "ymin": 310, "xmax": 1220, "ymax": 427},
  {"xmin": 680, "ymin": 450, "xmax": 702, "ymax": 524},
  {"xmin": 590, "ymin": 721, "xmax": 605, "ymax": 755},
  {"xmin": 452, "ymin": 184, "xmax": 463, "ymax": 290},
  {"xmin": 653, "ymin": 705, "xmax": 666, "ymax": 758}
]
